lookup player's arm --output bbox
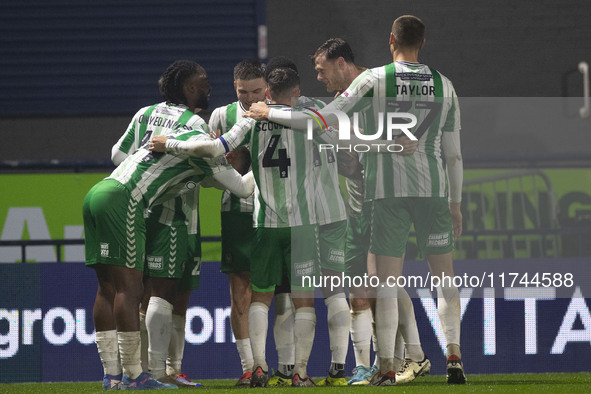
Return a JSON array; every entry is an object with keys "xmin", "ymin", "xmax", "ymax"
[
  {"xmin": 111, "ymin": 114, "xmax": 141, "ymax": 166},
  {"xmin": 443, "ymin": 130, "xmax": 463, "ymax": 239},
  {"xmin": 150, "ymin": 117, "xmax": 255, "ymax": 158},
  {"xmin": 208, "ymin": 106, "xmax": 224, "ymax": 139},
  {"xmin": 442, "ymin": 129, "xmax": 463, "ymax": 239},
  {"xmin": 441, "ymin": 87, "xmax": 463, "ymax": 238},
  {"xmin": 207, "ymin": 169, "xmax": 255, "ymax": 198},
  {"xmin": 245, "ymin": 69, "xmax": 375, "ymax": 130}
]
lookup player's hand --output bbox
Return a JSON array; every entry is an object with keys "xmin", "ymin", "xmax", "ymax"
[
  {"xmin": 210, "ymin": 128, "xmax": 221, "ymax": 139},
  {"xmin": 337, "ymin": 151, "xmax": 362, "ymax": 179},
  {"xmin": 244, "ymin": 101, "xmax": 270, "ymax": 120},
  {"xmin": 394, "ymin": 135, "xmax": 419, "ymax": 156},
  {"xmin": 449, "ymin": 202, "xmax": 462, "ymax": 239},
  {"xmin": 149, "ymin": 135, "xmax": 168, "ymax": 152},
  {"xmin": 226, "ymin": 147, "xmax": 251, "ymax": 175}
]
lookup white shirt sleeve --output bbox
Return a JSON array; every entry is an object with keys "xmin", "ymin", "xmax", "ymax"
[
  {"xmin": 442, "ymin": 129, "xmax": 463, "ymax": 203},
  {"xmin": 210, "ymin": 170, "xmax": 255, "ymax": 198},
  {"xmin": 165, "ymin": 118, "xmax": 254, "ymax": 158}
]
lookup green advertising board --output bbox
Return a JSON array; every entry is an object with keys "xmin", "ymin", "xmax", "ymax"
[
  {"xmin": 0, "ymin": 173, "xmax": 223, "ymax": 263},
  {"xmin": 1, "ymin": 169, "xmax": 590, "ymax": 262}
]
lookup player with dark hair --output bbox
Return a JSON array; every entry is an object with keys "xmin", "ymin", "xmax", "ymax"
[
  {"xmin": 208, "ymin": 58, "xmax": 266, "ymax": 386},
  {"xmin": 111, "ymin": 60, "xmax": 211, "ymax": 388},
  {"xmin": 246, "ymin": 15, "xmax": 464, "ymax": 386},
  {"xmin": 312, "ymin": 38, "xmax": 428, "ymax": 385},
  {"xmin": 266, "ymin": 55, "xmax": 352, "ymax": 387},
  {"xmin": 86, "ymin": 59, "xmax": 254, "ymax": 391},
  {"xmin": 151, "ymin": 67, "xmax": 324, "ymax": 388}
]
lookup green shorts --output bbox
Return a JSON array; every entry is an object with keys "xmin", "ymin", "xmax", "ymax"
[
  {"xmin": 83, "ymin": 179, "xmax": 145, "ymax": 270},
  {"xmin": 178, "ymin": 232, "xmax": 202, "ymax": 291},
  {"xmin": 145, "ymin": 213, "xmax": 201, "ymax": 291},
  {"xmin": 318, "ymin": 220, "xmax": 346, "ymax": 272},
  {"xmin": 345, "ymin": 204, "xmax": 371, "ymax": 277},
  {"xmin": 220, "ymin": 212, "xmax": 255, "ymax": 274},
  {"xmin": 251, "ymin": 225, "xmax": 318, "ymax": 292},
  {"xmin": 370, "ymin": 197, "xmax": 454, "ymax": 258}
]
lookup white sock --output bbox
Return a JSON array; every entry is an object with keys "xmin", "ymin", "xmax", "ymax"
[
  {"xmin": 249, "ymin": 302, "xmax": 269, "ymax": 372},
  {"xmin": 139, "ymin": 313, "xmax": 148, "ymax": 373},
  {"xmin": 146, "ymin": 297, "xmax": 173, "ymax": 379},
  {"xmin": 325, "ymin": 293, "xmax": 351, "ymax": 365},
  {"xmin": 376, "ymin": 284, "xmax": 398, "ymax": 372},
  {"xmin": 236, "ymin": 338, "xmax": 254, "ymax": 373},
  {"xmin": 350, "ymin": 307, "xmax": 372, "ymax": 368},
  {"xmin": 394, "ymin": 329, "xmax": 405, "ymax": 362},
  {"xmin": 397, "ymin": 287, "xmax": 424, "ymax": 361},
  {"xmin": 293, "ymin": 307, "xmax": 316, "ymax": 377},
  {"xmin": 166, "ymin": 313, "xmax": 186, "ymax": 376},
  {"xmin": 96, "ymin": 330, "xmax": 121, "ymax": 376},
  {"xmin": 372, "ymin": 316, "xmax": 380, "ymax": 369},
  {"xmin": 117, "ymin": 331, "xmax": 143, "ymax": 379},
  {"xmin": 437, "ymin": 285, "xmax": 461, "ymax": 356},
  {"xmin": 273, "ymin": 292, "xmax": 295, "ymax": 370}
]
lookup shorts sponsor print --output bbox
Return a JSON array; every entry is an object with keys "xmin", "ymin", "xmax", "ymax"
[{"xmin": 318, "ymin": 220, "xmax": 347, "ymax": 272}]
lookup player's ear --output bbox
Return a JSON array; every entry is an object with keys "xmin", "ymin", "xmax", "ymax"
[
  {"xmin": 389, "ymin": 32, "xmax": 396, "ymax": 46},
  {"xmin": 265, "ymin": 87, "xmax": 271, "ymax": 101},
  {"xmin": 184, "ymin": 75, "xmax": 200, "ymax": 95},
  {"xmin": 233, "ymin": 80, "xmax": 237, "ymax": 91},
  {"xmin": 182, "ymin": 81, "xmax": 194, "ymax": 102},
  {"xmin": 419, "ymin": 38, "xmax": 426, "ymax": 50}
]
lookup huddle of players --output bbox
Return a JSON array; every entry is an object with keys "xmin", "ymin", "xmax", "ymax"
[
  {"xmin": 215, "ymin": 15, "xmax": 465, "ymax": 387},
  {"xmin": 83, "ymin": 14, "xmax": 465, "ymax": 390},
  {"xmin": 84, "ymin": 61, "xmax": 255, "ymax": 390}
]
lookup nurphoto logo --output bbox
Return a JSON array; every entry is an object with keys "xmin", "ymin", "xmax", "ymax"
[{"xmin": 303, "ymin": 107, "xmax": 418, "ymax": 153}]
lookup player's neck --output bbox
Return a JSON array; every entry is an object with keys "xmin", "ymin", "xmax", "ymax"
[
  {"xmin": 270, "ymin": 100, "xmax": 292, "ymax": 107},
  {"xmin": 392, "ymin": 48, "xmax": 420, "ymax": 63},
  {"xmin": 342, "ymin": 64, "xmax": 363, "ymax": 89},
  {"xmin": 270, "ymin": 96, "xmax": 295, "ymax": 107}
]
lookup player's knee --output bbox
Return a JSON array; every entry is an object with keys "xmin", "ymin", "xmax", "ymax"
[{"xmin": 350, "ymin": 296, "xmax": 371, "ymax": 312}]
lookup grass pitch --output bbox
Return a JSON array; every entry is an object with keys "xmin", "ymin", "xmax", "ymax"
[{"xmin": 1, "ymin": 373, "xmax": 591, "ymax": 393}]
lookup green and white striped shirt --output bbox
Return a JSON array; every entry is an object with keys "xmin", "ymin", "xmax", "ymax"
[
  {"xmin": 111, "ymin": 102, "xmax": 204, "ymax": 233},
  {"xmin": 225, "ymin": 105, "xmax": 317, "ymax": 228},
  {"xmin": 297, "ymin": 96, "xmax": 348, "ymax": 225},
  {"xmin": 242, "ymin": 105, "xmax": 318, "ymax": 228},
  {"xmin": 109, "ymin": 120, "xmax": 230, "ymax": 219},
  {"xmin": 335, "ymin": 61, "xmax": 461, "ymax": 201},
  {"xmin": 209, "ymin": 101, "xmax": 254, "ymax": 214}
]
